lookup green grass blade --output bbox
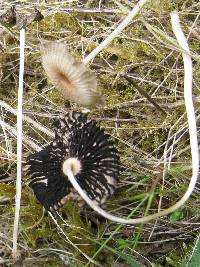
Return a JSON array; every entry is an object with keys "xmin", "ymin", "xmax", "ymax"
[{"xmin": 181, "ymin": 234, "xmax": 200, "ymax": 267}]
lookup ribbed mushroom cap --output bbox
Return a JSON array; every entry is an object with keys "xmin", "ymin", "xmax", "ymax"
[
  {"xmin": 25, "ymin": 112, "xmax": 120, "ymax": 211},
  {"xmin": 40, "ymin": 42, "xmax": 104, "ymax": 107}
]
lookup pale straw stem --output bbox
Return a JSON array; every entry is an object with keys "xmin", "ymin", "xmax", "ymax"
[{"xmin": 12, "ymin": 28, "xmax": 25, "ymax": 259}]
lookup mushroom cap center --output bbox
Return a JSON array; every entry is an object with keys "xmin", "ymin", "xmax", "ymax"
[{"xmin": 62, "ymin": 157, "xmax": 82, "ymax": 176}]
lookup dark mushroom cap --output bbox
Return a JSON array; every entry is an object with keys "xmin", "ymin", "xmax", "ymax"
[{"xmin": 25, "ymin": 112, "xmax": 120, "ymax": 211}]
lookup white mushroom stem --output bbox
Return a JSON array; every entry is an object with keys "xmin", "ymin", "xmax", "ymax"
[{"xmin": 65, "ymin": 12, "xmax": 199, "ymax": 224}]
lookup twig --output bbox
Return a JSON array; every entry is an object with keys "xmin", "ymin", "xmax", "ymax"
[
  {"xmin": 0, "ymin": 119, "xmax": 41, "ymax": 152},
  {"xmin": 12, "ymin": 28, "xmax": 25, "ymax": 260},
  {"xmin": 126, "ymin": 78, "xmax": 167, "ymax": 115},
  {"xmin": 22, "ymin": 96, "xmax": 200, "ymax": 113},
  {"xmin": 0, "ymin": 100, "xmax": 54, "ymax": 138},
  {"xmin": 62, "ymin": 7, "xmax": 126, "ymax": 14},
  {"xmin": 0, "ymin": 257, "xmax": 59, "ymax": 264},
  {"xmin": 95, "ymin": 117, "xmax": 137, "ymax": 122},
  {"xmin": 83, "ymin": 0, "xmax": 148, "ymax": 64}
]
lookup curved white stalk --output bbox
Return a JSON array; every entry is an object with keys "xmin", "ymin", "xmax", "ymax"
[{"xmin": 66, "ymin": 12, "xmax": 199, "ymax": 224}]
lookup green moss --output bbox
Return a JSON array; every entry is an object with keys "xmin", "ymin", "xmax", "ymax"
[
  {"xmin": 148, "ymin": 0, "xmax": 174, "ymax": 13},
  {"xmin": 0, "ymin": 183, "xmax": 16, "ymax": 198}
]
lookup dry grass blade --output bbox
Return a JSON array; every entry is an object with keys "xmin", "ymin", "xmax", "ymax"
[
  {"xmin": 83, "ymin": 0, "xmax": 149, "ymax": 64},
  {"xmin": 12, "ymin": 28, "xmax": 25, "ymax": 261}
]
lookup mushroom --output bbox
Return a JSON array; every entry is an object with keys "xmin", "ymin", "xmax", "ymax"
[
  {"xmin": 40, "ymin": 42, "xmax": 104, "ymax": 107},
  {"xmin": 25, "ymin": 111, "xmax": 120, "ymax": 211}
]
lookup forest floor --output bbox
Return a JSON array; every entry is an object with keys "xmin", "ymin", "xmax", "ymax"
[{"xmin": 0, "ymin": 1, "xmax": 200, "ymax": 266}]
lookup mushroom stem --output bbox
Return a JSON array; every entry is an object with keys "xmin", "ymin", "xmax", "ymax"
[
  {"xmin": 66, "ymin": 12, "xmax": 199, "ymax": 225},
  {"xmin": 66, "ymin": 164, "xmax": 195, "ymax": 224}
]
